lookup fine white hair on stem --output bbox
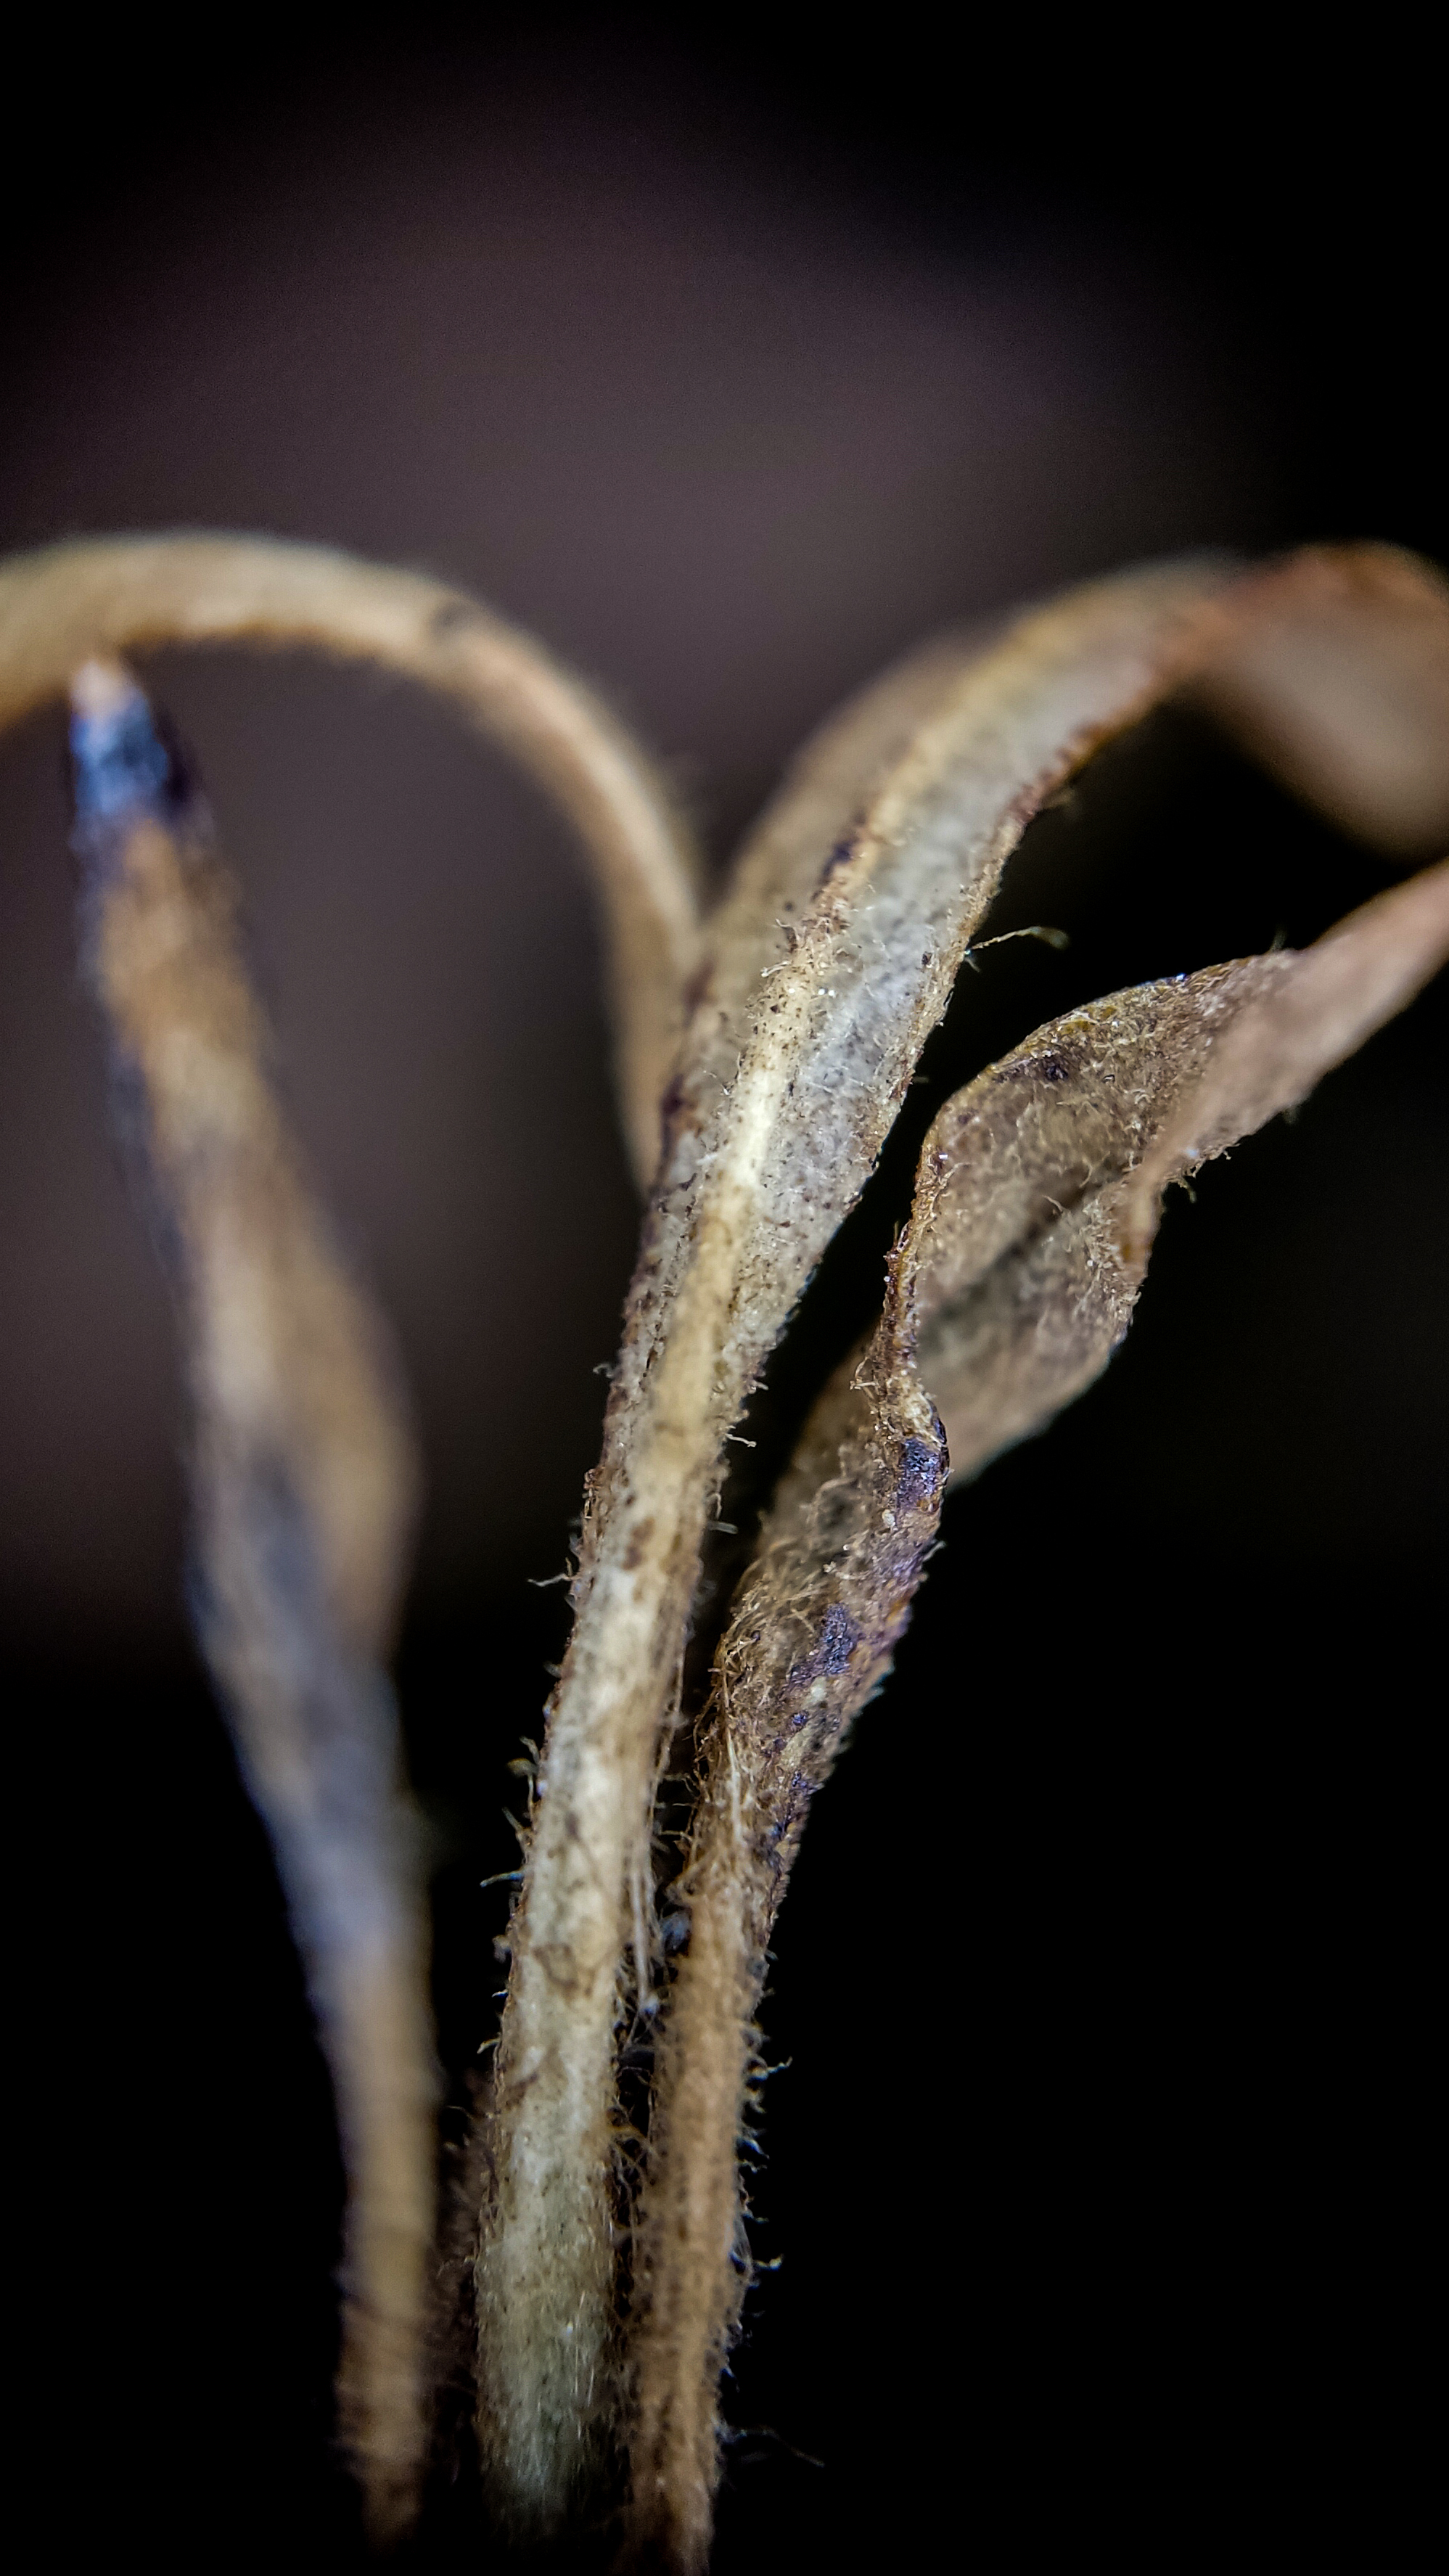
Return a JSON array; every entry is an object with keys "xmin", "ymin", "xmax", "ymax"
[
  {"xmin": 478, "ymin": 541, "xmax": 1449, "ymax": 2536},
  {"xmin": 621, "ymin": 964, "xmax": 1277, "ymax": 2565},
  {"xmin": 67, "ymin": 657, "xmax": 434, "ymax": 2538},
  {"xmin": 625, "ymin": 867, "xmax": 1449, "ymax": 2567},
  {"xmin": 0, "ymin": 533, "xmax": 703, "ymax": 1186},
  {"xmin": 9, "ymin": 528, "xmax": 1448, "ymax": 2559}
]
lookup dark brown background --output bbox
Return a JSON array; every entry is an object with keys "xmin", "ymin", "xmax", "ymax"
[{"xmin": 3, "ymin": 17, "xmax": 1441, "ymax": 2567}]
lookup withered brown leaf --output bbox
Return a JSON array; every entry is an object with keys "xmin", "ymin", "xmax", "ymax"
[
  {"xmin": 481, "ymin": 543, "xmax": 1449, "ymax": 2529},
  {"xmin": 5, "ymin": 529, "xmax": 1448, "ymax": 2559},
  {"xmin": 625, "ymin": 871, "xmax": 1449, "ymax": 2567}
]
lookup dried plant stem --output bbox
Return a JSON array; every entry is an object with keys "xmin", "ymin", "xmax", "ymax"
[
  {"xmin": 624, "ymin": 1797, "xmax": 750, "ymax": 2572},
  {"xmin": 623, "ymin": 966, "xmax": 1288, "ymax": 2564},
  {"xmin": 477, "ymin": 543, "xmax": 1449, "ymax": 2526},
  {"xmin": 0, "ymin": 533, "xmax": 702, "ymax": 1184},
  {"xmin": 480, "ymin": 559, "xmax": 1229, "ymax": 2522},
  {"xmin": 627, "ymin": 866, "xmax": 1449, "ymax": 2563},
  {"xmin": 627, "ymin": 1246, "xmax": 945, "ymax": 2569},
  {"xmin": 70, "ymin": 661, "xmax": 432, "ymax": 2537},
  {"xmin": 15, "ymin": 528, "xmax": 1448, "ymax": 2552},
  {"xmin": 622, "ymin": 967, "xmax": 1269, "ymax": 2563}
]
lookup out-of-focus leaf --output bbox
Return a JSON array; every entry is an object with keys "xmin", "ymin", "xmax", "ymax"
[
  {"xmin": 1191, "ymin": 543, "xmax": 1449, "ymax": 853},
  {"xmin": 0, "ymin": 534, "xmax": 702, "ymax": 1184},
  {"xmin": 69, "ymin": 659, "xmax": 435, "ymax": 2538}
]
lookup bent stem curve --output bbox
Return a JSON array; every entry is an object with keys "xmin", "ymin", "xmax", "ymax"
[{"xmin": 0, "ymin": 533, "xmax": 702, "ymax": 1184}]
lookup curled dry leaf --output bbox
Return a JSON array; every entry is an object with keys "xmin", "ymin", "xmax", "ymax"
[
  {"xmin": 68, "ymin": 660, "xmax": 432, "ymax": 2538},
  {"xmin": 908, "ymin": 961, "xmax": 1294, "ymax": 1483},
  {"xmin": 478, "ymin": 542, "xmax": 1449, "ymax": 2530},
  {"xmin": 6, "ymin": 525, "xmax": 1448, "ymax": 2558},
  {"xmin": 1119, "ymin": 858, "xmax": 1449, "ymax": 1267},
  {"xmin": 0, "ymin": 534, "xmax": 702, "ymax": 1185},
  {"xmin": 625, "ymin": 866, "xmax": 1449, "ymax": 2566},
  {"xmin": 620, "ymin": 958, "xmax": 1271, "ymax": 2563},
  {"xmin": 623, "ymin": 1177, "xmax": 948, "ymax": 2572},
  {"xmin": 1191, "ymin": 542, "xmax": 1449, "ymax": 856}
]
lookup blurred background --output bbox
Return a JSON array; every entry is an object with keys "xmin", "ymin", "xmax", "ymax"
[{"xmin": 3, "ymin": 16, "xmax": 1442, "ymax": 2567}]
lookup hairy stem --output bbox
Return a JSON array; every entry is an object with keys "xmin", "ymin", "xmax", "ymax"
[
  {"xmin": 627, "ymin": 866, "xmax": 1449, "ymax": 2563},
  {"xmin": 481, "ymin": 556, "xmax": 1256, "ymax": 2524},
  {"xmin": 481, "ymin": 543, "xmax": 1449, "ymax": 2527},
  {"xmin": 625, "ymin": 1246, "xmax": 944, "ymax": 2569}
]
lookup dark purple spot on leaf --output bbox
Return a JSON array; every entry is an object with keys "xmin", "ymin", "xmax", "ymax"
[{"xmin": 896, "ymin": 1437, "xmax": 940, "ymax": 1510}]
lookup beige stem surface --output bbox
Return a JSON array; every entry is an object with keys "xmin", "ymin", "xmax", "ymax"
[
  {"xmin": 625, "ymin": 1231, "xmax": 945, "ymax": 2570},
  {"xmin": 627, "ymin": 862, "xmax": 1449, "ymax": 2564},
  {"xmin": 0, "ymin": 533, "xmax": 702, "ymax": 1184},
  {"xmin": 480, "ymin": 542, "xmax": 1449, "ymax": 2527}
]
